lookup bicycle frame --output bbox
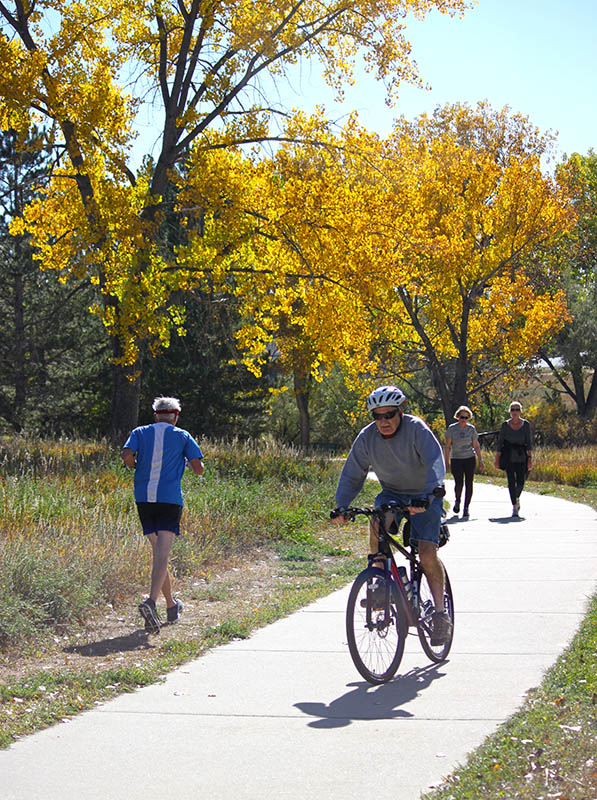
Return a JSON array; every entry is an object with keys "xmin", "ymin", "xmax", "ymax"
[
  {"xmin": 340, "ymin": 501, "xmax": 455, "ymax": 683},
  {"xmin": 367, "ymin": 512, "xmax": 420, "ymax": 628}
]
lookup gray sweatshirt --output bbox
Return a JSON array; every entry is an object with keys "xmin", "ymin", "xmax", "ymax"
[{"xmin": 335, "ymin": 414, "xmax": 446, "ymax": 507}]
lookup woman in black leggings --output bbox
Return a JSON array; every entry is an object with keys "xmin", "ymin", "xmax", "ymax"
[
  {"xmin": 445, "ymin": 406, "xmax": 484, "ymax": 518},
  {"xmin": 494, "ymin": 401, "xmax": 533, "ymax": 517}
]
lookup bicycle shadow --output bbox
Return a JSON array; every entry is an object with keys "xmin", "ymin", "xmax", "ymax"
[
  {"xmin": 64, "ymin": 629, "xmax": 155, "ymax": 657},
  {"xmin": 294, "ymin": 662, "xmax": 447, "ymax": 729}
]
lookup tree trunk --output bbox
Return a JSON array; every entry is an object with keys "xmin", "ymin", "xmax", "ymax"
[
  {"xmin": 538, "ymin": 349, "xmax": 594, "ymax": 417},
  {"xmin": 293, "ymin": 370, "xmax": 311, "ymax": 450},
  {"xmin": 397, "ymin": 288, "xmax": 453, "ymax": 424},
  {"xmin": 570, "ymin": 363, "xmax": 588, "ymax": 416},
  {"xmin": 581, "ymin": 371, "xmax": 597, "ymax": 418},
  {"xmin": 109, "ymin": 338, "xmax": 142, "ymax": 445},
  {"xmin": 447, "ymin": 294, "xmax": 472, "ymax": 420},
  {"xmin": 13, "ymin": 268, "xmax": 26, "ymax": 411}
]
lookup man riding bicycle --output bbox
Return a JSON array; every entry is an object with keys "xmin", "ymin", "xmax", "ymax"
[{"xmin": 332, "ymin": 385, "xmax": 452, "ymax": 645}]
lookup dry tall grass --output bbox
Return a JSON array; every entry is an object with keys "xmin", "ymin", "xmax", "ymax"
[
  {"xmin": 0, "ymin": 436, "xmax": 340, "ymax": 647},
  {"xmin": 482, "ymin": 443, "xmax": 597, "ymax": 487}
]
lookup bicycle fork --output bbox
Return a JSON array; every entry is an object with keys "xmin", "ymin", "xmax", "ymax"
[{"xmin": 366, "ymin": 554, "xmax": 417, "ymax": 630}]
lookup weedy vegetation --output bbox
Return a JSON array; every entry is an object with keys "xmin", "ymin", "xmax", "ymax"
[
  {"xmin": 0, "ymin": 436, "xmax": 344, "ymax": 648},
  {"xmin": 423, "ymin": 593, "xmax": 597, "ymax": 800},
  {"xmin": 1, "ymin": 434, "xmax": 596, "ymax": 792}
]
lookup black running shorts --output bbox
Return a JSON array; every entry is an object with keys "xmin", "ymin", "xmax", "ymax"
[{"xmin": 136, "ymin": 502, "xmax": 183, "ymax": 536}]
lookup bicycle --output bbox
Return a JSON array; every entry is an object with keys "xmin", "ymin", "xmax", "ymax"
[{"xmin": 332, "ymin": 501, "xmax": 454, "ymax": 684}]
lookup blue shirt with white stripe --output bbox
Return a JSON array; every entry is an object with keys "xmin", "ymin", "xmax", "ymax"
[{"xmin": 124, "ymin": 422, "xmax": 203, "ymax": 505}]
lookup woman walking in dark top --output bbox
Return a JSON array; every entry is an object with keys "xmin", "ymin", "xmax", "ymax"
[{"xmin": 494, "ymin": 401, "xmax": 533, "ymax": 517}]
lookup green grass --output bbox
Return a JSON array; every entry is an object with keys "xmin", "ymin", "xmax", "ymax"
[{"xmin": 422, "ymin": 593, "xmax": 597, "ymax": 800}]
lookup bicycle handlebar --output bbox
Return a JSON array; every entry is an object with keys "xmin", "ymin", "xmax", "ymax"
[{"xmin": 330, "ymin": 499, "xmax": 427, "ymax": 521}]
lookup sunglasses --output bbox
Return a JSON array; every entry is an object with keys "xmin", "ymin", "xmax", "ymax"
[
  {"xmin": 372, "ymin": 409, "xmax": 399, "ymax": 421},
  {"xmin": 458, "ymin": 415, "xmax": 469, "ymax": 420}
]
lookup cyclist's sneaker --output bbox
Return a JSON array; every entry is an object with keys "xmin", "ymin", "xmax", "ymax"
[
  {"xmin": 166, "ymin": 598, "xmax": 184, "ymax": 624},
  {"xmin": 430, "ymin": 611, "xmax": 452, "ymax": 646},
  {"xmin": 139, "ymin": 598, "xmax": 161, "ymax": 634},
  {"xmin": 462, "ymin": 506, "xmax": 469, "ymax": 518},
  {"xmin": 453, "ymin": 501, "xmax": 460, "ymax": 513},
  {"xmin": 360, "ymin": 579, "xmax": 386, "ymax": 610}
]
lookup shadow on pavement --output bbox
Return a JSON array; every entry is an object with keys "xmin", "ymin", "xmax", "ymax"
[
  {"xmin": 64, "ymin": 630, "xmax": 155, "ymax": 657},
  {"xmin": 294, "ymin": 662, "xmax": 447, "ymax": 729},
  {"xmin": 489, "ymin": 516, "xmax": 525, "ymax": 524}
]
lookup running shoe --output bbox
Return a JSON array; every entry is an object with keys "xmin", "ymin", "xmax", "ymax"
[
  {"xmin": 166, "ymin": 598, "xmax": 184, "ymax": 624},
  {"xmin": 139, "ymin": 598, "xmax": 161, "ymax": 634},
  {"xmin": 453, "ymin": 501, "xmax": 460, "ymax": 513}
]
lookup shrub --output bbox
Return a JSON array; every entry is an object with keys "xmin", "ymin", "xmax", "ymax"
[
  {"xmin": 527, "ymin": 400, "xmax": 597, "ymax": 446},
  {"xmin": 0, "ymin": 543, "xmax": 101, "ymax": 646}
]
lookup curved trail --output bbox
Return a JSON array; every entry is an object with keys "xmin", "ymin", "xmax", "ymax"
[{"xmin": 1, "ymin": 483, "xmax": 596, "ymax": 799}]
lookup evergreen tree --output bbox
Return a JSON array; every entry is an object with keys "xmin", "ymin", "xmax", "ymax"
[
  {"xmin": 140, "ymin": 290, "xmax": 273, "ymax": 440},
  {"xmin": 0, "ymin": 129, "xmax": 111, "ymax": 436}
]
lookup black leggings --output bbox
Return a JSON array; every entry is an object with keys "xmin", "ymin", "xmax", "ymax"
[
  {"xmin": 505, "ymin": 463, "xmax": 527, "ymax": 505},
  {"xmin": 451, "ymin": 456, "xmax": 476, "ymax": 509}
]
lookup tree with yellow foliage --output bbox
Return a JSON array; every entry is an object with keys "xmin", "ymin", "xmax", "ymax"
[
  {"xmin": 0, "ymin": 0, "xmax": 469, "ymax": 439},
  {"xmin": 234, "ymin": 103, "xmax": 571, "ymax": 431},
  {"xmin": 368, "ymin": 103, "xmax": 572, "ymax": 422},
  {"xmin": 231, "ymin": 117, "xmax": 382, "ymax": 446}
]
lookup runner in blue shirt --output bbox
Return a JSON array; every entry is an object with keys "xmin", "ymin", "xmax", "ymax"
[{"xmin": 122, "ymin": 396, "xmax": 204, "ymax": 633}]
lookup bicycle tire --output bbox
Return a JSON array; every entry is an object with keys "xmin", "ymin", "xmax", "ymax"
[
  {"xmin": 415, "ymin": 562, "xmax": 454, "ymax": 662},
  {"xmin": 346, "ymin": 567, "xmax": 407, "ymax": 684}
]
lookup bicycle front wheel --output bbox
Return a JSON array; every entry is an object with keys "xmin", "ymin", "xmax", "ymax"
[
  {"xmin": 415, "ymin": 562, "xmax": 454, "ymax": 662},
  {"xmin": 346, "ymin": 567, "xmax": 407, "ymax": 684}
]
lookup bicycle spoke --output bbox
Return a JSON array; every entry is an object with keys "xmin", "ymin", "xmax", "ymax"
[
  {"xmin": 346, "ymin": 568, "xmax": 407, "ymax": 684},
  {"xmin": 416, "ymin": 564, "xmax": 455, "ymax": 662}
]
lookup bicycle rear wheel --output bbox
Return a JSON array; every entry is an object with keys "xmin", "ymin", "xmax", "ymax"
[
  {"xmin": 415, "ymin": 563, "xmax": 454, "ymax": 662},
  {"xmin": 346, "ymin": 567, "xmax": 407, "ymax": 684}
]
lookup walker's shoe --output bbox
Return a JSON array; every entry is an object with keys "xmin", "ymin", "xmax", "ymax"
[
  {"xmin": 453, "ymin": 501, "xmax": 460, "ymax": 513},
  {"xmin": 512, "ymin": 505, "xmax": 519, "ymax": 517},
  {"xmin": 139, "ymin": 598, "xmax": 161, "ymax": 634},
  {"xmin": 462, "ymin": 507, "xmax": 469, "ymax": 518},
  {"xmin": 166, "ymin": 598, "xmax": 184, "ymax": 624},
  {"xmin": 360, "ymin": 579, "xmax": 386, "ymax": 610},
  {"xmin": 430, "ymin": 611, "xmax": 452, "ymax": 646}
]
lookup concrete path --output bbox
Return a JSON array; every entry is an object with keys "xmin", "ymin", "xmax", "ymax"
[{"xmin": 1, "ymin": 483, "xmax": 596, "ymax": 800}]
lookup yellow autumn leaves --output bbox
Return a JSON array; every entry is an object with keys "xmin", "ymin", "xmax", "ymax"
[
  {"xmin": 224, "ymin": 105, "xmax": 571, "ymax": 394},
  {"xmin": 1, "ymin": 0, "xmax": 571, "ymax": 393}
]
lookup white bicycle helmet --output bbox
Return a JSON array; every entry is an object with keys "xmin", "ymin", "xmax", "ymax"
[{"xmin": 366, "ymin": 385, "xmax": 406, "ymax": 411}]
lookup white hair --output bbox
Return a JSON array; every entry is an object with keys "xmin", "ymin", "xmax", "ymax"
[{"xmin": 152, "ymin": 396, "xmax": 181, "ymax": 413}]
